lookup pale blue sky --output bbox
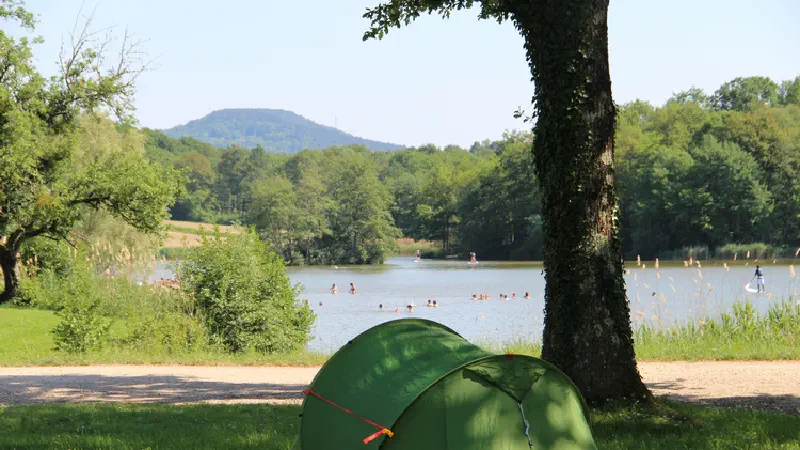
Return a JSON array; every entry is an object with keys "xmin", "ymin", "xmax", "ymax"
[{"xmin": 22, "ymin": 0, "xmax": 800, "ymax": 147}]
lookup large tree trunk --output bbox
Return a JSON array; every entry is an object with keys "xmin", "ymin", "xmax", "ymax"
[
  {"xmin": 524, "ymin": 0, "xmax": 651, "ymax": 405},
  {"xmin": 0, "ymin": 246, "xmax": 20, "ymax": 304}
]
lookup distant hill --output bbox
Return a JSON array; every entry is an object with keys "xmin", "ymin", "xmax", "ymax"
[{"xmin": 163, "ymin": 109, "xmax": 405, "ymax": 153}]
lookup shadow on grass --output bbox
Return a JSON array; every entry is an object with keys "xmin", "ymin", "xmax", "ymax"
[
  {"xmin": 0, "ymin": 374, "xmax": 306, "ymax": 405},
  {"xmin": 592, "ymin": 402, "xmax": 800, "ymax": 450},
  {"xmin": 646, "ymin": 380, "xmax": 800, "ymax": 416},
  {"xmin": 0, "ymin": 403, "xmax": 303, "ymax": 450}
]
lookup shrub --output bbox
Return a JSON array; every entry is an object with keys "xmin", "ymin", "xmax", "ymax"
[
  {"xmin": 19, "ymin": 237, "xmax": 75, "ymax": 277},
  {"xmin": 117, "ymin": 311, "xmax": 208, "ymax": 354},
  {"xmin": 52, "ymin": 298, "xmax": 112, "ymax": 354},
  {"xmin": 178, "ymin": 231, "xmax": 315, "ymax": 353}
]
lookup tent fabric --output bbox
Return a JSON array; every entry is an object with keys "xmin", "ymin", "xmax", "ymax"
[
  {"xmin": 300, "ymin": 319, "xmax": 597, "ymax": 450},
  {"xmin": 301, "ymin": 319, "xmax": 491, "ymax": 450},
  {"xmin": 385, "ymin": 355, "xmax": 595, "ymax": 450}
]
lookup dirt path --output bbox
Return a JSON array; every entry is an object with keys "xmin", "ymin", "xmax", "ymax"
[{"xmin": 1, "ymin": 362, "xmax": 798, "ymax": 415}]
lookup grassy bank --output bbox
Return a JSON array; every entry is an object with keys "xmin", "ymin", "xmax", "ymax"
[
  {"xmin": 0, "ymin": 308, "xmax": 325, "ymax": 367},
  {"xmin": 395, "ymin": 238, "xmax": 440, "ymax": 256},
  {"xmin": 495, "ymin": 300, "xmax": 800, "ymax": 362},
  {"xmin": 3, "ymin": 297, "xmax": 799, "ymax": 366},
  {"xmin": 0, "ymin": 402, "xmax": 798, "ymax": 449}
]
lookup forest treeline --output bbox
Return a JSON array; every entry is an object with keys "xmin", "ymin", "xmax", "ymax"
[{"xmin": 146, "ymin": 76, "xmax": 800, "ymax": 263}]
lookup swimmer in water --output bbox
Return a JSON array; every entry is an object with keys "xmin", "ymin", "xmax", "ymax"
[
  {"xmin": 379, "ymin": 304, "xmax": 383, "ymax": 311},
  {"xmin": 407, "ymin": 304, "xmax": 414, "ymax": 312},
  {"xmin": 427, "ymin": 299, "xmax": 433, "ymax": 307},
  {"xmin": 472, "ymin": 294, "xmax": 478, "ymax": 300},
  {"xmin": 512, "ymin": 292, "xmax": 517, "ymax": 299},
  {"xmin": 318, "ymin": 301, "xmax": 323, "ymax": 306},
  {"xmin": 524, "ymin": 292, "xmax": 530, "ymax": 300},
  {"xmin": 349, "ymin": 282, "xmax": 357, "ymax": 294},
  {"xmin": 331, "ymin": 283, "xmax": 338, "ymax": 295},
  {"xmin": 432, "ymin": 300, "xmax": 438, "ymax": 307}
]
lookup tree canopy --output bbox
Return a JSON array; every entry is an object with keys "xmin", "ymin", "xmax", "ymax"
[
  {"xmin": 150, "ymin": 75, "xmax": 800, "ymax": 263},
  {"xmin": 0, "ymin": 1, "xmax": 183, "ymax": 302}
]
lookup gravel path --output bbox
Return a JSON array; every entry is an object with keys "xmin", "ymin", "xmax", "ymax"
[{"xmin": 1, "ymin": 362, "xmax": 798, "ymax": 415}]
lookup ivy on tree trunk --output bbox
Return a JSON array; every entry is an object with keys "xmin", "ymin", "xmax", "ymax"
[
  {"xmin": 0, "ymin": 246, "xmax": 19, "ymax": 304},
  {"xmin": 362, "ymin": 0, "xmax": 651, "ymax": 404},
  {"xmin": 523, "ymin": 0, "xmax": 651, "ymax": 404}
]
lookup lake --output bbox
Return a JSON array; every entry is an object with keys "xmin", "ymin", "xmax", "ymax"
[{"xmin": 148, "ymin": 257, "xmax": 799, "ymax": 352}]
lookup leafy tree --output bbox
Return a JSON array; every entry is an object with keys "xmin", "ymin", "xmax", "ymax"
[
  {"xmin": 416, "ymin": 163, "xmax": 465, "ymax": 253},
  {"xmin": 215, "ymin": 146, "xmax": 251, "ymax": 215},
  {"xmin": 687, "ymin": 136, "xmax": 772, "ymax": 247},
  {"xmin": 715, "ymin": 105, "xmax": 800, "ymax": 244},
  {"xmin": 669, "ymin": 87, "xmax": 710, "ymax": 107},
  {"xmin": 171, "ymin": 152, "xmax": 218, "ymax": 221},
  {"xmin": 458, "ymin": 133, "xmax": 540, "ymax": 259},
  {"xmin": 711, "ymin": 76, "xmax": 781, "ymax": 111},
  {"xmin": 324, "ymin": 151, "xmax": 400, "ymax": 263},
  {"xmin": 292, "ymin": 167, "xmax": 334, "ymax": 262},
  {"xmin": 1, "ymin": 114, "xmax": 182, "ymax": 303},
  {"xmin": 247, "ymin": 175, "xmax": 300, "ymax": 261},
  {"xmin": 178, "ymin": 231, "xmax": 315, "ymax": 353},
  {"xmin": 362, "ymin": 0, "xmax": 650, "ymax": 403},
  {"xmin": 779, "ymin": 77, "xmax": 800, "ymax": 106},
  {"xmin": 0, "ymin": 3, "xmax": 183, "ymax": 302}
]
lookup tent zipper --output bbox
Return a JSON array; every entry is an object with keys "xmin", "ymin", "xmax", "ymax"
[{"xmin": 517, "ymin": 401, "xmax": 533, "ymax": 449}]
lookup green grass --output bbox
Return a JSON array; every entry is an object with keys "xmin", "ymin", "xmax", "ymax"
[
  {"xmin": 0, "ymin": 402, "xmax": 797, "ymax": 449},
  {"xmin": 156, "ymin": 247, "xmax": 191, "ymax": 260},
  {"xmin": 0, "ymin": 307, "xmax": 326, "ymax": 367},
  {"xmin": 166, "ymin": 225, "xmax": 228, "ymax": 237},
  {"xmin": 0, "ymin": 404, "xmax": 300, "ymax": 450},
  {"xmin": 4, "ymin": 299, "xmax": 800, "ymax": 366},
  {"xmin": 395, "ymin": 239, "xmax": 440, "ymax": 256}
]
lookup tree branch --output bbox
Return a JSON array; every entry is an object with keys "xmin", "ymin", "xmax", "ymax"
[{"xmin": 362, "ymin": 0, "xmax": 511, "ymax": 41}]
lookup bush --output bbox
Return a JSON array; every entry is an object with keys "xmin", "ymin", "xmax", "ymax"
[
  {"xmin": 52, "ymin": 298, "xmax": 112, "ymax": 354},
  {"xmin": 117, "ymin": 311, "xmax": 208, "ymax": 354},
  {"xmin": 178, "ymin": 231, "xmax": 315, "ymax": 354},
  {"xmin": 19, "ymin": 237, "xmax": 75, "ymax": 277}
]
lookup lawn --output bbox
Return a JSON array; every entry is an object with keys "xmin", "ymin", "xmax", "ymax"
[
  {"xmin": 3, "ymin": 306, "xmax": 800, "ymax": 366},
  {"xmin": 0, "ymin": 403, "xmax": 798, "ymax": 449},
  {"xmin": 0, "ymin": 308, "xmax": 326, "ymax": 367}
]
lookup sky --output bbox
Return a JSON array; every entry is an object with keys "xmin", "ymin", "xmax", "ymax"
[{"xmin": 19, "ymin": 0, "xmax": 800, "ymax": 148}]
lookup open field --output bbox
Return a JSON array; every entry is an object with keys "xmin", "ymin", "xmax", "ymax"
[
  {"xmin": 396, "ymin": 237, "xmax": 440, "ymax": 256},
  {"xmin": 164, "ymin": 220, "xmax": 241, "ymax": 234},
  {"xmin": 0, "ymin": 402, "xmax": 798, "ymax": 450},
  {"xmin": 161, "ymin": 220, "xmax": 243, "ymax": 249}
]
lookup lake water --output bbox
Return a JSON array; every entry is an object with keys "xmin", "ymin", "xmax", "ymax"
[{"xmin": 148, "ymin": 257, "xmax": 799, "ymax": 352}]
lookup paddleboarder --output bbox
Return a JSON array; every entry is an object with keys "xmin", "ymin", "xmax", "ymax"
[{"xmin": 752, "ymin": 265, "xmax": 766, "ymax": 293}]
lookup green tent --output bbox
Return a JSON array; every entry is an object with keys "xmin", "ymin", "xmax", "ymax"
[{"xmin": 300, "ymin": 319, "xmax": 597, "ymax": 450}]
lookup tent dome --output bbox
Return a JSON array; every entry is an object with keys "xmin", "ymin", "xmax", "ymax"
[{"xmin": 300, "ymin": 319, "xmax": 596, "ymax": 450}]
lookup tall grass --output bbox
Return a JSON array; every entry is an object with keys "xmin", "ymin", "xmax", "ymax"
[
  {"xmin": 714, "ymin": 243, "xmax": 799, "ymax": 260},
  {"xmin": 654, "ymin": 246, "xmax": 712, "ymax": 262},
  {"xmin": 635, "ymin": 299, "xmax": 800, "ymax": 360},
  {"xmin": 395, "ymin": 238, "xmax": 441, "ymax": 256},
  {"xmin": 644, "ymin": 243, "xmax": 800, "ymax": 261},
  {"xmin": 477, "ymin": 300, "xmax": 800, "ymax": 361},
  {"xmin": 157, "ymin": 247, "xmax": 191, "ymax": 260}
]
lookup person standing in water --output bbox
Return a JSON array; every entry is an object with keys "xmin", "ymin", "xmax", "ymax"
[
  {"xmin": 415, "ymin": 249, "xmax": 421, "ymax": 260},
  {"xmin": 330, "ymin": 283, "xmax": 338, "ymax": 295},
  {"xmin": 349, "ymin": 282, "xmax": 357, "ymax": 294},
  {"xmin": 753, "ymin": 265, "xmax": 766, "ymax": 293}
]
